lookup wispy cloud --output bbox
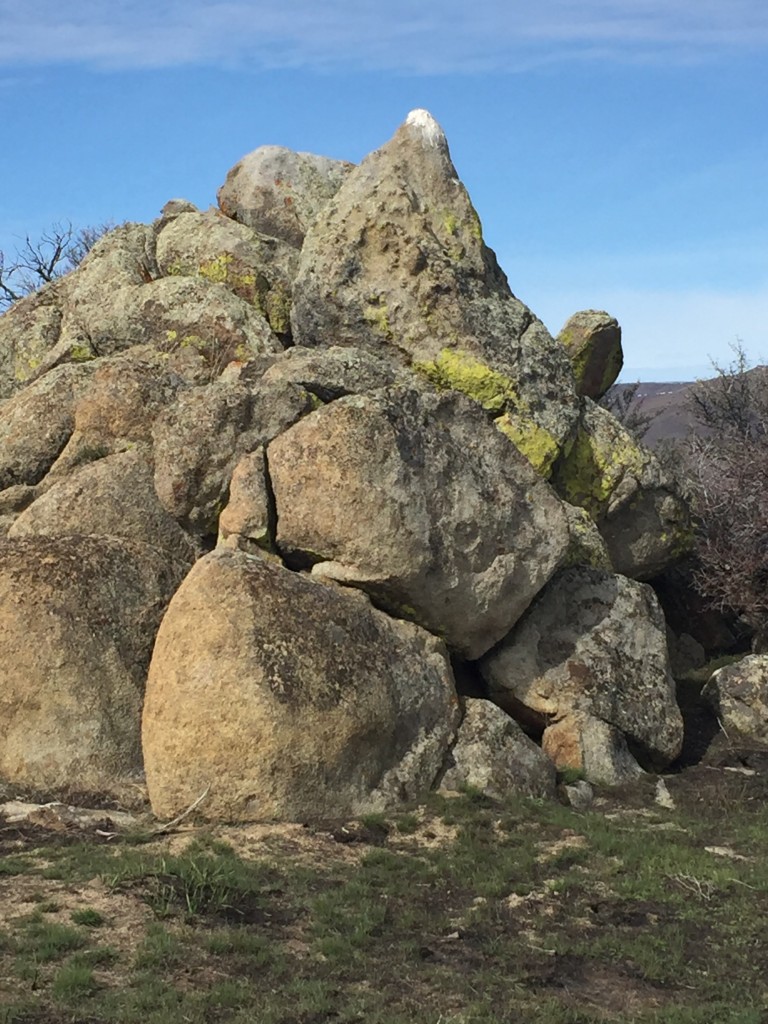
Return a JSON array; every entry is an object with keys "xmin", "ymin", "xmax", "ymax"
[{"xmin": 1, "ymin": 1, "xmax": 767, "ymax": 73}]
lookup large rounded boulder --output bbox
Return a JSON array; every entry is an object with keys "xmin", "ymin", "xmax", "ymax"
[
  {"xmin": 142, "ymin": 550, "xmax": 461, "ymax": 822},
  {"xmin": 268, "ymin": 386, "xmax": 571, "ymax": 659}
]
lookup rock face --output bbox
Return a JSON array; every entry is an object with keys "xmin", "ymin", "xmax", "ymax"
[
  {"xmin": 153, "ymin": 379, "xmax": 314, "ymax": 535},
  {"xmin": 291, "ymin": 109, "xmax": 580, "ymax": 472},
  {"xmin": 269, "ymin": 386, "xmax": 570, "ymax": 660},
  {"xmin": 0, "ymin": 535, "xmax": 188, "ymax": 794},
  {"xmin": 439, "ymin": 699, "xmax": 556, "ymax": 799},
  {"xmin": 155, "ymin": 209, "xmax": 298, "ymax": 341},
  {"xmin": 142, "ymin": 550, "xmax": 460, "ymax": 821},
  {"xmin": 703, "ymin": 656, "xmax": 768, "ymax": 741},
  {"xmin": 217, "ymin": 146, "xmax": 354, "ymax": 247},
  {"xmin": 0, "ymin": 108, "xmax": 696, "ymax": 816},
  {"xmin": 0, "ymin": 281, "xmax": 67, "ymax": 399},
  {"xmin": 0, "ymin": 363, "xmax": 95, "ymax": 491},
  {"xmin": 552, "ymin": 401, "xmax": 690, "ymax": 579},
  {"xmin": 558, "ymin": 310, "xmax": 623, "ymax": 400},
  {"xmin": 9, "ymin": 450, "xmax": 199, "ymax": 565},
  {"xmin": 480, "ymin": 568, "xmax": 683, "ymax": 784}
]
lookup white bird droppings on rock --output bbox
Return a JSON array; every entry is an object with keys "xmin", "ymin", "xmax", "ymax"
[{"xmin": 405, "ymin": 108, "xmax": 446, "ymax": 147}]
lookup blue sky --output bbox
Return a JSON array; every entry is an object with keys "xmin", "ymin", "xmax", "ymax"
[{"xmin": 1, "ymin": 1, "xmax": 766, "ymax": 381}]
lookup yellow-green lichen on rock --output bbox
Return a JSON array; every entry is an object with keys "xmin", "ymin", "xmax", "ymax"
[
  {"xmin": 552, "ymin": 411, "xmax": 647, "ymax": 521},
  {"xmin": 413, "ymin": 348, "xmax": 516, "ymax": 415},
  {"xmin": 494, "ymin": 413, "xmax": 561, "ymax": 478},
  {"xmin": 413, "ymin": 348, "xmax": 561, "ymax": 475},
  {"xmin": 561, "ymin": 503, "xmax": 614, "ymax": 571}
]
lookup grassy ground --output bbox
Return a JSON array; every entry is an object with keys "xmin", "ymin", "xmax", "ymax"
[{"xmin": 1, "ymin": 731, "xmax": 768, "ymax": 1024}]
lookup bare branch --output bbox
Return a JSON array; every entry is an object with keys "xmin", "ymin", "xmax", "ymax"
[{"xmin": 0, "ymin": 220, "xmax": 115, "ymax": 312}]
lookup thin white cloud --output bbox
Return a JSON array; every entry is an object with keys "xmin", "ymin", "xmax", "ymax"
[{"xmin": 1, "ymin": 1, "xmax": 767, "ymax": 72}]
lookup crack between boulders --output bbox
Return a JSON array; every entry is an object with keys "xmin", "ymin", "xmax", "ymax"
[{"xmin": 261, "ymin": 445, "xmax": 280, "ymax": 557}]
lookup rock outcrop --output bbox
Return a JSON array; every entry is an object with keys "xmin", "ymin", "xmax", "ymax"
[
  {"xmin": 291, "ymin": 109, "xmax": 580, "ymax": 475},
  {"xmin": 0, "ymin": 109, "xmax": 696, "ymax": 818},
  {"xmin": 439, "ymin": 699, "xmax": 556, "ymax": 799},
  {"xmin": 552, "ymin": 401, "xmax": 691, "ymax": 579},
  {"xmin": 217, "ymin": 146, "xmax": 354, "ymax": 247},
  {"xmin": 558, "ymin": 310, "xmax": 623, "ymax": 400}
]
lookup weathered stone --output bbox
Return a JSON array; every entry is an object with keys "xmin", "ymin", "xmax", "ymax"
[
  {"xmin": 561, "ymin": 503, "xmax": 613, "ymax": 571},
  {"xmin": 666, "ymin": 630, "xmax": 706, "ymax": 678},
  {"xmin": 217, "ymin": 145, "xmax": 354, "ymax": 247},
  {"xmin": 156, "ymin": 209, "xmax": 298, "ymax": 339},
  {"xmin": 0, "ymin": 534, "xmax": 188, "ymax": 795},
  {"xmin": 142, "ymin": 550, "xmax": 460, "ymax": 822},
  {"xmin": 153, "ymin": 379, "xmax": 314, "ymax": 535},
  {"xmin": 702, "ymin": 655, "xmax": 768, "ymax": 741},
  {"xmin": 558, "ymin": 310, "xmax": 623, "ymax": 400},
  {"xmin": 552, "ymin": 399, "xmax": 691, "ymax": 579},
  {"xmin": 269, "ymin": 386, "xmax": 570, "ymax": 659},
  {"xmin": 72, "ymin": 349, "xmax": 188, "ymax": 446},
  {"xmin": 542, "ymin": 714, "xmax": 645, "ymax": 786},
  {"xmin": 0, "ymin": 280, "xmax": 67, "ymax": 399},
  {"xmin": 261, "ymin": 345, "xmax": 401, "ymax": 401},
  {"xmin": 291, "ymin": 110, "xmax": 579, "ymax": 467},
  {"xmin": 9, "ymin": 450, "xmax": 199, "ymax": 565},
  {"xmin": 0, "ymin": 362, "xmax": 96, "ymax": 491},
  {"xmin": 0, "ymin": 485, "xmax": 38, "ymax": 517},
  {"xmin": 67, "ymin": 275, "xmax": 280, "ymax": 368},
  {"xmin": 439, "ymin": 699, "xmax": 555, "ymax": 799},
  {"xmin": 217, "ymin": 448, "xmax": 273, "ymax": 553},
  {"xmin": 480, "ymin": 567, "xmax": 683, "ymax": 784},
  {"xmin": 160, "ymin": 198, "xmax": 199, "ymax": 219}
]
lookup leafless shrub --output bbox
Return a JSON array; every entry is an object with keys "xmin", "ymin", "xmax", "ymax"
[
  {"xmin": 599, "ymin": 380, "xmax": 653, "ymax": 440},
  {"xmin": 686, "ymin": 343, "xmax": 768, "ymax": 648},
  {"xmin": 0, "ymin": 221, "xmax": 115, "ymax": 311}
]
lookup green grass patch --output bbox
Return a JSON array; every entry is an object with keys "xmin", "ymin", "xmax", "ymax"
[{"xmin": 2, "ymin": 787, "xmax": 768, "ymax": 1021}]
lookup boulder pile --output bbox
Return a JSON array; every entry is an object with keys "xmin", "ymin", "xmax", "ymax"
[{"xmin": 0, "ymin": 110, "xmax": 691, "ymax": 820}]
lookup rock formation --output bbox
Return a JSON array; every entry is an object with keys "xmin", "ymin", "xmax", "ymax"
[{"xmin": 0, "ymin": 110, "xmax": 694, "ymax": 820}]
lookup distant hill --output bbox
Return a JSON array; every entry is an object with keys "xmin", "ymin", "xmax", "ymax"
[
  {"xmin": 620, "ymin": 381, "xmax": 696, "ymax": 446},
  {"xmin": 608, "ymin": 367, "xmax": 768, "ymax": 446}
]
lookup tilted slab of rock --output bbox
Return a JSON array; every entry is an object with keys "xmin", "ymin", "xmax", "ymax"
[
  {"xmin": 268, "ymin": 386, "xmax": 570, "ymax": 660},
  {"xmin": 156, "ymin": 210, "xmax": 298, "ymax": 340},
  {"xmin": 153, "ymin": 378, "xmax": 315, "ymax": 535},
  {"xmin": 0, "ymin": 535, "xmax": 189, "ymax": 795},
  {"xmin": 480, "ymin": 567, "xmax": 683, "ymax": 784},
  {"xmin": 702, "ymin": 655, "xmax": 768, "ymax": 741},
  {"xmin": 142, "ymin": 550, "xmax": 460, "ymax": 822},
  {"xmin": 439, "ymin": 699, "xmax": 555, "ymax": 799},
  {"xmin": 551, "ymin": 399, "xmax": 691, "ymax": 579},
  {"xmin": 290, "ymin": 109, "xmax": 579, "ymax": 469},
  {"xmin": 217, "ymin": 145, "xmax": 354, "ymax": 247},
  {"xmin": 558, "ymin": 310, "xmax": 623, "ymax": 401},
  {"xmin": 217, "ymin": 447, "xmax": 272, "ymax": 553},
  {"xmin": 261, "ymin": 345, "xmax": 402, "ymax": 402},
  {"xmin": 9, "ymin": 449, "xmax": 199, "ymax": 566},
  {"xmin": 68, "ymin": 275, "xmax": 280, "ymax": 367}
]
